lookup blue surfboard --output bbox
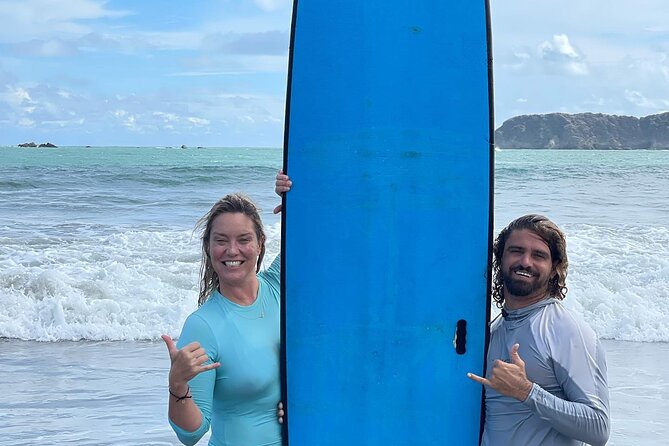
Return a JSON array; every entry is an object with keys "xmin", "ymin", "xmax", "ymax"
[{"xmin": 281, "ymin": 1, "xmax": 493, "ymax": 444}]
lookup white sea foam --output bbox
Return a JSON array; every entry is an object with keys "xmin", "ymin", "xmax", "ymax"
[
  {"xmin": 0, "ymin": 223, "xmax": 281, "ymax": 342},
  {"xmin": 565, "ymin": 224, "xmax": 669, "ymax": 342},
  {"xmin": 2, "ymin": 220, "xmax": 666, "ymax": 342}
]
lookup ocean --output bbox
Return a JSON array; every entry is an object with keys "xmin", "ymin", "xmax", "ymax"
[{"xmin": 1, "ymin": 146, "xmax": 667, "ymax": 444}]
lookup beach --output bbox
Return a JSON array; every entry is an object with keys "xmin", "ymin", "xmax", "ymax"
[{"xmin": 0, "ymin": 338, "xmax": 666, "ymax": 445}]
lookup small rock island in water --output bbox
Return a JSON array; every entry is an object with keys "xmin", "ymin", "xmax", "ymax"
[{"xmin": 18, "ymin": 142, "xmax": 58, "ymax": 148}]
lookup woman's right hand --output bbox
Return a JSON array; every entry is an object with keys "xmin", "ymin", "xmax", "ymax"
[
  {"xmin": 161, "ymin": 335, "xmax": 220, "ymax": 392},
  {"xmin": 273, "ymin": 170, "xmax": 292, "ymax": 214},
  {"xmin": 277, "ymin": 401, "xmax": 285, "ymax": 424}
]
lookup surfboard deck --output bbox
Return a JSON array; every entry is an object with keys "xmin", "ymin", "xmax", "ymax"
[{"xmin": 281, "ymin": 1, "xmax": 493, "ymax": 444}]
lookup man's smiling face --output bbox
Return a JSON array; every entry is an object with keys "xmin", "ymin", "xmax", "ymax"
[{"xmin": 501, "ymin": 229, "xmax": 555, "ymax": 309}]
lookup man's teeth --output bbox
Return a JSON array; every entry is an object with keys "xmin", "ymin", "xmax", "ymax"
[
  {"xmin": 225, "ymin": 261, "xmax": 242, "ymax": 266},
  {"xmin": 515, "ymin": 270, "xmax": 532, "ymax": 277}
]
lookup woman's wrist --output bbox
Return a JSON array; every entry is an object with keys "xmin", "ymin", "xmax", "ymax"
[
  {"xmin": 168, "ymin": 381, "xmax": 189, "ymax": 395},
  {"xmin": 169, "ymin": 384, "xmax": 192, "ymax": 404}
]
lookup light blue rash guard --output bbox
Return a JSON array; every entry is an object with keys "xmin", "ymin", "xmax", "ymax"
[
  {"xmin": 481, "ymin": 297, "xmax": 610, "ymax": 446},
  {"xmin": 169, "ymin": 255, "xmax": 281, "ymax": 446}
]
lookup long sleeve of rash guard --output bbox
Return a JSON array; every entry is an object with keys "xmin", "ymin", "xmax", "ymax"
[
  {"xmin": 524, "ymin": 381, "xmax": 609, "ymax": 446},
  {"xmin": 523, "ymin": 310, "xmax": 610, "ymax": 446}
]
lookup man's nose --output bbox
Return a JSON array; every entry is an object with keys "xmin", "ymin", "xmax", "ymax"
[{"xmin": 518, "ymin": 252, "xmax": 533, "ymax": 267}]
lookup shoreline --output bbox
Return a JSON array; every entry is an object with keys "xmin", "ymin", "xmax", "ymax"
[{"xmin": 0, "ymin": 338, "xmax": 666, "ymax": 445}]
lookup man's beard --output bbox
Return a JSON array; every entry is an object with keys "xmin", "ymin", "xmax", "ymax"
[{"xmin": 502, "ymin": 267, "xmax": 550, "ymax": 298}]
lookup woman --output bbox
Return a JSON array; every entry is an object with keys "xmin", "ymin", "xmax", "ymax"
[{"xmin": 162, "ymin": 193, "xmax": 281, "ymax": 446}]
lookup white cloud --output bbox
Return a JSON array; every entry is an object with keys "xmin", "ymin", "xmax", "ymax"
[
  {"xmin": 12, "ymin": 87, "xmax": 33, "ymax": 103},
  {"xmin": 141, "ymin": 31, "xmax": 203, "ymax": 51},
  {"xmin": 644, "ymin": 25, "xmax": 669, "ymax": 33},
  {"xmin": 113, "ymin": 109, "xmax": 142, "ymax": 131},
  {"xmin": 624, "ymin": 90, "xmax": 649, "ymax": 107},
  {"xmin": 42, "ymin": 118, "xmax": 85, "ymax": 127},
  {"xmin": 187, "ymin": 117, "xmax": 210, "ymax": 126},
  {"xmin": 35, "ymin": 30, "xmax": 205, "ymax": 56},
  {"xmin": 9, "ymin": 38, "xmax": 78, "ymax": 57},
  {"xmin": 18, "ymin": 117, "xmax": 35, "ymax": 127},
  {"xmin": 548, "ymin": 34, "xmax": 579, "ymax": 58},
  {"xmin": 153, "ymin": 111, "xmax": 179, "ymax": 122},
  {"xmin": 0, "ymin": 0, "xmax": 131, "ymax": 42},
  {"xmin": 200, "ymin": 30, "xmax": 289, "ymax": 55},
  {"xmin": 624, "ymin": 90, "xmax": 669, "ymax": 109},
  {"xmin": 0, "ymin": 2, "xmax": 292, "ymax": 146},
  {"xmin": 0, "ymin": 86, "xmax": 34, "ymax": 107},
  {"xmin": 538, "ymin": 34, "xmax": 589, "ymax": 76},
  {"xmin": 40, "ymin": 39, "xmax": 75, "ymax": 57},
  {"xmin": 0, "ymin": 67, "xmax": 17, "ymax": 84},
  {"xmin": 583, "ymin": 96, "xmax": 605, "ymax": 107},
  {"xmin": 625, "ymin": 54, "xmax": 669, "ymax": 82},
  {"xmin": 508, "ymin": 51, "xmax": 531, "ymax": 71},
  {"xmin": 492, "ymin": 0, "xmax": 669, "ymax": 38},
  {"xmin": 176, "ymin": 52, "xmax": 288, "ymax": 77},
  {"xmin": 491, "ymin": 0, "xmax": 669, "ymax": 123},
  {"xmin": 566, "ymin": 62, "xmax": 588, "ymax": 76},
  {"xmin": 0, "ymin": 75, "xmax": 285, "ymax": 142}
]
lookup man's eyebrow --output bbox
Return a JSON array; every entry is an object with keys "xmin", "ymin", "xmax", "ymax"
[{"xmin": 505, "ymin": 244, "xmax": 550, "ymax": 255}]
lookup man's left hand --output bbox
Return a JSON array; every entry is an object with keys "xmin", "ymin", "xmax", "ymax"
[{"xmin": 467, "ymin": 343, "xmax": 533, "ymax": 401}]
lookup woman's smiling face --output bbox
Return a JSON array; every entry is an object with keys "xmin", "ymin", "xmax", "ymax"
[{"xmin": 209, "ymin": 212, "xmax": 262, "ymax": 290}]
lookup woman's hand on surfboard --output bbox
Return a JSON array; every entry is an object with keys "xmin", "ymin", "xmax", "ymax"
[
  {"xmin": 467, "ymin": 343, "xmax": 533, "ymax": 401},
  {"xmin": 161, "ymin": 335, "xmax": 221, "ymax": 391},
  {"xmin": 277, "ymin": 401, "xmax": 285, "ymax": 424},
  {"xmin": 273, "ymin": 170, "xmax": 292, "ymax": 214},
  {"xmin": 275, "ymin": 170, "xmax": 292, "ymax": 195}
]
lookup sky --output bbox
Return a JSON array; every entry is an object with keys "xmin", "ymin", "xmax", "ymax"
[{"xmin": 0, "ymin": 0, "xmax": 668, "ymax": 147}]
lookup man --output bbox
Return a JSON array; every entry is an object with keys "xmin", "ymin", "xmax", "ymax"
[{"xmin": 468, "ymin": 214, "xmax": 610, "ymax": 446}]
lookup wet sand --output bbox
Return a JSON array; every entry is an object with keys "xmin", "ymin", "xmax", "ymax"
[{"xmin": 0, "ymin": 338, "xmax": 665, "ymax": 445}]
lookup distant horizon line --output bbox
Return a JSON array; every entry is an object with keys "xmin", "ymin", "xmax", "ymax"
[
  {"xmin": 2, "ymin": 144, "xmax": 284, "ymax": 149},
  {"xmin": 3, "ymin": 144, "xmax": 667, "ymax": 152}
]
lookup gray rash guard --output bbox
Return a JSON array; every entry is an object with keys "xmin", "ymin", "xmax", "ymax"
[{"xmin": 481, "ymin": 298, "xmax": 610, "ymax": 446}]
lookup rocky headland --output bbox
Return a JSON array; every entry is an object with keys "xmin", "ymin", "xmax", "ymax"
[{"xmin": 495, "ymin": 112, "xmax": 669, "ymax": 149}]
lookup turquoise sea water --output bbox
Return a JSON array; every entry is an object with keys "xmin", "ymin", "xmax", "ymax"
[
  {"xmin": 1, "ymin": 146, "xmax": 668, "ymax": 445},
  {"xmin": 1, "ymin": 146, "xmax": 667, "ymax": 342}
]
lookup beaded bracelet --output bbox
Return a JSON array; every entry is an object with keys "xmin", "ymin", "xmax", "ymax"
[{"xmin": 169, "ymin": 385, "xmax": 192, "ymax": 403}]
